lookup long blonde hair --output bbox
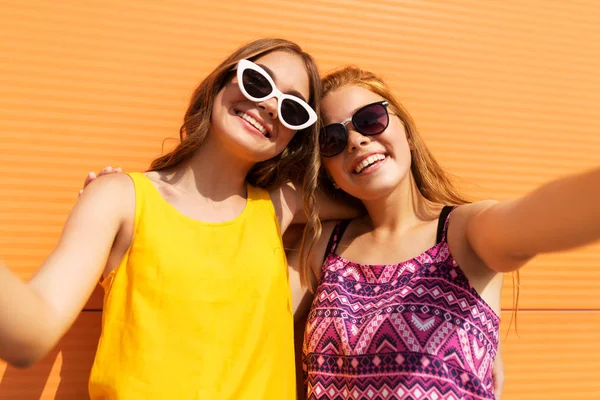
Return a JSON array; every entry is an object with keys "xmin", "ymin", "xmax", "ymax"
[{"xmin": 301, "ymin": 66, "xmax": 519, "ymax": 332}]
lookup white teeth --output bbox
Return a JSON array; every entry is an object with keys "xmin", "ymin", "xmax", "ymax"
[
  {"xmin": 237, "ymin": 111, "xmax": 268, "ymax": 136},
  {"xmin": 354, "ymin": 154, "xmax": 386, "ymax": 174}
]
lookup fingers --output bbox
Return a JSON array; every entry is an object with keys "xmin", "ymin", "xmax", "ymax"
[
  {"xmin": 78, "ymin": 166, "xmax": 123, "ymax": 198},
  {"xmin": 97, "ymin": 166, "xmax": 113, "ymax": 177},
  {"xmin": 83, "ymin": 171, "xmax": 97, "ymax": 189},
  {"xmin": 90, "ymin": 166, "xmax": 124, "ymax": 182}
]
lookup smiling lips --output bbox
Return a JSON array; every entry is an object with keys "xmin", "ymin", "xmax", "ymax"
[
  {"xmin": 354, "ymin": 153, "xmax": 387, "ymax": 174},
  {"xmin": 236, "ymin": 111, "xmax": 270, "ymax": 138}
]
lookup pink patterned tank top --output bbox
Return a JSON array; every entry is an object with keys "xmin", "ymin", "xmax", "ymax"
[{"xmin": 303, "ymin": 207, "xmax": 500, "ymax": 400}]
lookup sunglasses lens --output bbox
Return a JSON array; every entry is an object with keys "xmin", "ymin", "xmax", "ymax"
[
  {"xmin": 241, "ymin": 69, "xmax": 272, "ymax": 99},
  {"xmin": 320, "ymin": 124, "xmax": 347, "ymax": 157},
  {"xmin": 280, "ymin": 98, "xmax": 310, "ymax": 127},
  {"xmin": 354, "ymin": 103, "xmax": 389, "ymax": 135}
]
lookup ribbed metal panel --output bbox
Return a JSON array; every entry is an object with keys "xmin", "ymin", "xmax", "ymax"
[{"xmin": 500, "ymin": 311, "xmax": 600, "ymax": 399}]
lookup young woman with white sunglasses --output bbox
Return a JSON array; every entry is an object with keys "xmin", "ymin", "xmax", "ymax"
[{"xmin": 0, "ymin": 38, "xmax": 358, "ymax": 400}]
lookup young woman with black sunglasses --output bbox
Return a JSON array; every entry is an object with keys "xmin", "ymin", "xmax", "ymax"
[{"xmin": 292, "ymin": 66, "xmax": 599, "ymax": 400}]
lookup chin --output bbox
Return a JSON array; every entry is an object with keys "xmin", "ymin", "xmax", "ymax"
[
  {"xmin": 345, "ymin": 184, "xmax": 394, "ymax": 201},
  {"xmin": 346, "ymin": 175, "xmax": 407, "ymax": 201}
]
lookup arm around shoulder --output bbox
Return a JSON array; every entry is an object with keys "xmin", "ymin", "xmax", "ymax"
[
  {"xmin": 271, "ymin": 180, "xmax": 361, "ymax": 230},
  {"xmin": 0, "ymin": 173, "xmax": 134, "ymax": 367}
]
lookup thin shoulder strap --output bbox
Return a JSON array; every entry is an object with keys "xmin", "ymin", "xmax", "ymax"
[
  {"xmin": 323, "ymin": 220, "xmax": 351, "ymax": 263},
  {"xmin": 436, "ymin": 205, "xmax": 454, "ymax": 244}
]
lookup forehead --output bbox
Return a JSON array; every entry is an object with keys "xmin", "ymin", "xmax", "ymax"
[
  {"xmin": 254, "ymin": 51, "xmax": 311, "ymax": 101},
  {"xmin": 322, "ymin": 86, "xmax": 384, "ymax": 124}
]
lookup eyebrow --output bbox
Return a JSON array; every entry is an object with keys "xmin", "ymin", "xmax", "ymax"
[{"xmin": 257, "ymin": 63, "xmax": 308, "ymax": 102}]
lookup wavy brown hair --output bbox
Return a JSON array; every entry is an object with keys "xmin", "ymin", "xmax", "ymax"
[{"xmin": 301, "ymin": 66, "xmax": 519, "ymax": 332}]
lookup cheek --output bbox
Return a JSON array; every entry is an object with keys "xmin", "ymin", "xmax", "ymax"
[
  {"xmin": 397, "ymin": 136, "xmax": 413, "ymax": 158},
  {"xmin": 277, "ymin": 125, "xmax": 296, "ymax": 145},
  {"xmin": 218, "ymin": 82, "xmax": 244, "ymax": 105},
  {"xmin": 382, "ymin": 124, "xmax": 411, "ymax": 154},
  {"xmin": 211, "ymin": 88, "xmax": 228, "ymax": 116},
  {"xmin": 211, "ymin": 85, "xmax": 242, "ymax": 123}
]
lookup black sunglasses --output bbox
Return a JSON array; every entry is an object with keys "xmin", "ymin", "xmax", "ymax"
[{"xmin": 320, "ymin": 101, "xmax": 390, "ymax": 158}]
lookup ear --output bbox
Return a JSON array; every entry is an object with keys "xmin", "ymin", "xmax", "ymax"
[
  {"xmin": 327, "ymin": 173, "xmax": 340, "ymax": 189},
  {"xmin": 323, "ymin": 169, "xmax": 340, "ymax": 189},
  {"xmin": 407, "ymin": 135, "xmax": 415, "ymax": 151},
  {"xmin": 397, "ymin": 116, "xmax": 414, "ymax": 151}
]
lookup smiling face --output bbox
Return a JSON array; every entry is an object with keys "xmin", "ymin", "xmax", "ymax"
[
  {"xmin": 210, "ymin": 50, "xmax": 312, "ymax": 164},
  {"xmin": 321, "ymin": 85, "xmax": 413, "ymax": 201}
]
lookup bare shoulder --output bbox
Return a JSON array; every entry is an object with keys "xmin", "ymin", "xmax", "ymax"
[
  {"xmin": 447, "ymin": 200, "xmax": 498, "ymax": 250},
  {"xmin": 78, "ymin": 173, "xmax": 136, "ymax": 220},
  {"xmin": 449, "ymin": 200, "xmax": 498, "ymax": 224},
  {"xmin": 269, "ymin": 181, "xmax": 301, "ymax": 233},
  {"xmin": 83, "ymin": 172, "xmax": 135, "ymax": 195},
  {"xmin": 79, "ymin": 173, "xmax": 137, "ymax": 277},
  {"xmin": 445, "ymin": 201, "xmax": 504, "ymax": 315},
  {"xmin": 270, "ymin": 181, "xmax": 300, "ymax": 205}
]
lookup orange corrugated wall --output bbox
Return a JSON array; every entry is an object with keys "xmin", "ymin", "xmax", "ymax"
[{"xmin": 1, "ymin": 1, "xmax": 599, "ymax": 398}]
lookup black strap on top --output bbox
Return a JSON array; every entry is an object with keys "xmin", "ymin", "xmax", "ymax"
[
  {"xmin": 436, "ymin": 205, "xmax": 454, "ymax": 244},
  {"xmin": 323, "ymin": 220, "xmax": 351, "ymax": 263},
  {"xmin": 324, "ymin": 210, "xmax": 451, "ymax": 264}
]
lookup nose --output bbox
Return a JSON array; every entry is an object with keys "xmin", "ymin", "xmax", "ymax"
[
  {"xmin": 257, "ymin": 97, "xmax": 278, "ymax": 120},
  {"xmin": 346, "ymin": 125, "xmax": 370, "ymax": 152}
]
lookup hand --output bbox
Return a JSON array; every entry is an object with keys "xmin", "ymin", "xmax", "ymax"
[{"xmin": 78, "ymin": 166, "xmax": 122, "ymax": 197}]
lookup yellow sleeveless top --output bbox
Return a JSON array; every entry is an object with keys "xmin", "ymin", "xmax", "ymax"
[{"xmin": 88, "ymin": 172, "xmax": 295, "ymax": 399}]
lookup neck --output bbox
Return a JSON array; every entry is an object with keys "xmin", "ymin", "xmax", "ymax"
[
  {"xmin": 361, "ymin": 174, "xmax": 440, "ymax": 234},
  {"xmin": 163, "ymin": 135, "xmax": 256, "ymax": 201}
]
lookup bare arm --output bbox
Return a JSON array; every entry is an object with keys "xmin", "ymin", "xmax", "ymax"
[
  {"xmin": 493, "ymin": 341, "xmax": 505, "ymax": 399},
  {"xmin": 286, "ymin": 221, "xmax": 337, "ymax": 400},
  {"xmin": 466, "ymin": 167, "xmax": 600, "ymax": 273},
  {"xmin": 288, "ymin": 244, "xmax": 313, "ymax": 400},
  {"xmin": 308, "ymin": 186, "xmax": 362, "ymax": 223},
  {"xmin": 270, "ymin": 181, "xmax": 360, "ymax": 234},
  {"xmin": 0, "ymin": 174, "xmax": 133, "ymax": 367}
]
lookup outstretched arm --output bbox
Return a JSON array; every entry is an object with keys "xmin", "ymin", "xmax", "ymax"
[
  {"xmin": 0, "ymin": 174, "xmax": 133, "ymax": 367},
  {"xmin": 271, "ymin": 181, "xmax": 360, "ymax": 234},
  {"xmin": 466, "ymin": 166, "xmax": 600, "ymax": 273},
  {"xmin": 286, "ymin": 221, "xmax": 337, "ymax": 400}
]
